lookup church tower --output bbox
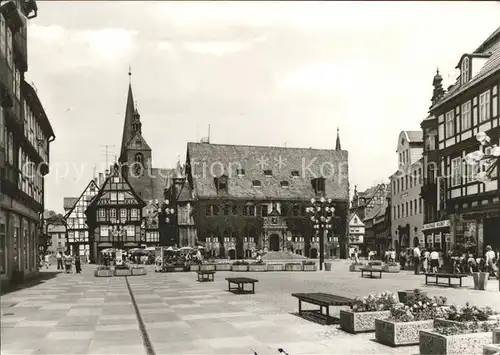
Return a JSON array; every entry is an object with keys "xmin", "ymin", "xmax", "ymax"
[
  {"xmin": 335, "ymin": 127, "xmax": 342, "ymax": 151},
  {"xmin": 118, "ymin": 68, "xmax": 152, "ymax": 181}
]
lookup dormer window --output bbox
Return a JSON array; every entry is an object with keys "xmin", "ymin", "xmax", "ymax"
[
  {"xmin": 252, "ymin": 180, "xmax": 262, "ymax": 187},
  {"xmin": 214, "ymin": 175, "xmax": 228, "ymax": 192},
  {"xmin": 311, "ymin": 177, "xmax": 326, "ymax": 194},
  {"xmin": 291, "ymin": 170, "xmax": 300, "ymax": 177},
  {"xmin": 280, "ymin": 180, "xmax": 289, "ymax": 188},
  {"xmin": 236, "ymin": 168, "xmax": 245, "ymax": 176},
  {"xmin": 264, "ymin": 169, "xmax": 272, "ymax": 176},
  {"xmin": 461, "ymin": 56, "xmax": 470, "ymax": 85}
]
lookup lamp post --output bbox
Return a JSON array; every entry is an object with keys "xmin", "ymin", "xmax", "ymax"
[
  {"xmin": 464, "ymin": 131, "xmax": 500, "ymax": 291},
  {"xmin": 306, "ymin": 197, "xmax": 335, "ymax": 271},
  {"xmin": 150, "ymin": 198, "xmax": 175, "ymax": 246},
  {"xmin": 110, "ymin": 226, "xmax": 123, "ymax": 251}
]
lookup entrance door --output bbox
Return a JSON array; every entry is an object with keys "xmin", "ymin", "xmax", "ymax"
[
  {"xmin": 228, "ymin": 249, "xmax": 236, "ymax": 260},
  {"xmin": 269, "ymin": 234, "xmax": 280, "ymax": 251},
  {"xmin": 310, "ymin": 248, "xmax": 318, "ymax": 259}
]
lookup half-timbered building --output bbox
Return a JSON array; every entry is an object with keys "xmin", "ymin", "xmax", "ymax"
[
  {"xmin": 63, "ymin": 179, "xmax": 99, "ymax": 258},
  {"xmin": 185, "ymin": 130, "xmax": 349, "ymax": 259},
  {"xmin": 431, "ymin": 26, "xmax": 500, "ymax": 255},
  {"xmin": 85, "ymin": 164, "xmax": 146, "ymax": 262}
]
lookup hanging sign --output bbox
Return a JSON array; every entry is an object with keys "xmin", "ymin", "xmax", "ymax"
[
  {"xmin": 434, "ymin": 233, "xmax": 442, "ymax": 243},
  {"xmin": 444, "ymin": 233, "xmax": 451, "ymax": 242},
  {"xmin": 427, "ymin": 235, "xmax": 433, "ymax": 243}
]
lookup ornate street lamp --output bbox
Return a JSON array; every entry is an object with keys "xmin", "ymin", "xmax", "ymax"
[
  {"xmin": 149, "ymin": 198, "xmax": 176, "ymax": 246},
  {"xmin": 306, "ymin": 197, "xmax": 335, "ymax": 271},
  {"xmin": 110, "ymin": 226, "xmax": 124, "ymax": 250},
  {"xmin": 465, "ymin": 132, "xmax": 500, "ymax": 183}
]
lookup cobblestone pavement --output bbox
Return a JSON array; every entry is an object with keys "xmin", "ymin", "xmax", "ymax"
[{"xmin": 1, "ymin": 261, "xmax": 499, "ymax": 355}]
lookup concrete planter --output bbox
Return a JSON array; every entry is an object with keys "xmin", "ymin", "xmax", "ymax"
[
  {"xmin": 113, "ymin": 269, "xmax": 132, "ymax": 276},
  {"xmin": 174, "ymin": 267, "xmax": 184, "ymax": 272},
  {"xmin": 248, "ymin": 264, "xmax": 267, "ymax": 272},
  {"xmin": 285, "ymin": 263, "xmax": 303, "ymax": 271},
  {"xmin": 215, "ymin": 264, "xmax": 232, "ymax": 271},
  {"xmin": 131, "ymin": 268, "xmax": 147, "ymax": 276},
  {"xmin": 303, "ymin": 264, "xmax": 317, "ymax": 271},
  {"xmin": 200, "ymin": 264, "xmax": 216, "ymax": 271},
  {"xmin": 382, "ymin": 264, "xmax": 401, "ymax": 273},
  {"xmin": 94, "ymin": 269, "xmax": 113, "ymax": 277},
  {"xmin": 419, "ymin": 330, "xmax": 493, "ymax": 355},
  {"xmin": 339, "ymin": 310, "xmax": 390, "ymax": 333},
  {"xmin": 493, "ymin": 328, "xmax": 500, "ymax": 343},
  {"xmin": 267, "ymin": 264, "xmax": 284, "ymax": 271},
  {"xmin": 483, "ymin": 344, "xmax": 500, "ymax": 355},
  {"xmin": 375, "ymin": 319, "xmax": 434, "ymax": 346},
  {"xmin": 190, "ymin": 265, "xmax": 200, "ymax": 271},
  {"xmin": 232, "ymin": 265, "xmax": 249, "ymax": 272},
  {"xmin": 349, "ymin": 264, "xmax": 364, "ymax": 272},
  {"xmin": 473, "ymin": 272, "xmax": 489, "ymax": 290}
]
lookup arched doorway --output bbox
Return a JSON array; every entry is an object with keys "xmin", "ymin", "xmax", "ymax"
[
  {"xmin": 228, "ymin": 249, "xmax": 236, "ymax": 260},
  {"xmin": 310, "ymin": 248, "xmax": 318, "ymax": 259},
  {"xmin": 269, "ymin": 234, "xmax": 280, "ymax": 251}
]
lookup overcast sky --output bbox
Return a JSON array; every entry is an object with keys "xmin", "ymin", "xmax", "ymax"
[{"xmin": 28, "ymin": 1, "xmax": 500, "ymax": 212}]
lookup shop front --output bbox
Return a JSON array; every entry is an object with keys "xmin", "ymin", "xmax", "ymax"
[
  {"xmin": 453, "ymin": 210, "xmax": 500, "ymax": 257},
  {"xmin": 422, "ymin": 219, "xmax": 451, "ymax": 254}
]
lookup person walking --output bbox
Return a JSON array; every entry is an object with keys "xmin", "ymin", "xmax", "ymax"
[
  {"xmin": 485, "ymin": 245, "xmax": 498, "ymax": 279},
  {"xmin": 413, "ymin": 244, "xmax": 421, "ymax": 275},
  {"xmin": 430, "ymin": 249, "xmax": 440, "ymax": 273},
  {"xmin": 422, "ymin": 248, "xmax": 430, "ymax": 273},
  {"xmin": 56, "ymin": 251, "xmax": 63, "ymax": 270},
  {"xmin": 75, "ymin": 254, "xmax": 82, "ymax": 274},
  {"xmin": 44, "ymin": 254, "xmax": 51, "ymax": 269}
]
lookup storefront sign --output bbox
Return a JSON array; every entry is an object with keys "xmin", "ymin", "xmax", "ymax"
[
  {"xmin": 427, "ymin": 235, "xmax": 433, "ymax": 243},
  {"xmin": 461, "ymin": 211, "xmax": 500, "ymax": 220},
  {"xmin": 419, "ymin": 236, "xmax": 425, "ymax": 244},
  {"xmin": 434, "ymin": 233, "xmax": 442, "ymax": 243},
  {"xmin": 444, "ymin": 234, "xmax": 451, "ymax": 243},
  {"xmin": 422, "ymin": 220, "xmax": 450, "ymax": 231}
]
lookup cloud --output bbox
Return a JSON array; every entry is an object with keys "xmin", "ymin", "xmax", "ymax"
[
  {"xmin": 184, "ymin": 41, "xmax": 250, "ymax": 56},
  {"xmin": 28, "ymin": 25, "xmax": 137, "ymax": 71}
]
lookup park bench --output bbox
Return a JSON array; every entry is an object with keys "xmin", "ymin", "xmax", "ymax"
[
  {"xmin": 226, "ymin": 277, "xmax": 258, "ymax": 294},
  {"xmin": 424, "ymin": 273, "xmax": 467, "ymax": 287},
  {"xmin": 197, "ymin": 270, "xmax": 215, "ymax": 282},
  {"xmin": 360, "ymin": 267, "xmax": 382, "ymax": 279},
  {"xmin": 291, "ymin": 292, "xmax": 354, "ymax": 325}
]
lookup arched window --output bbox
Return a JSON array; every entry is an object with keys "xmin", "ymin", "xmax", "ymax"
[
  {"xmin": 461, "ymin": 57, "xmax": 470, "ymax": 84},
  {"xmin": 134, "ymin": 153, "xmax": 143, "ymax": 176}
]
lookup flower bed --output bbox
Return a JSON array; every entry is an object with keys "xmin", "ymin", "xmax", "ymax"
[
  {"xmin": 232, "ymin": 261, "xmax": 249, "ymax": 272},
  {"xmin": 131, "ymin": 267, "xmax": 147, "ymax": 276},
  {"xmin": 419, "ymin": 321, "xmax": 500, "ymax": 355},
  {"xmin": 215, "ymin": 263, "xmax": 232, "ymax": 271},
  {"xmin": 248, "ymin": 263, "xmax": 267, "ymax": 272},
  {"xmin": 340, "ymin": 292, "xmax": 397, "ymax": 333},
  {"xmin": 434, "ymin": 303, "xmax": 498, "ymax": 328},
  {"xmin": 284, "ymin": 263, "xmax": 303, "ymax": 271},
  {"xmin": 375, "ymin": 289, "xmax": 447, "ymax": 346},
  {"xmin": 200, "ymin": 264, "xmax": 216, "ymax": 271},
  {"xmin": 398, "ymin": 290, "xmax": 427, "ymax": 304},
  {"xmin": 267, "ymin": 264, "xmax": 283, "ymax": 271},
  {"xmin": 303, "ymin": 261, "xmax": 317, "ymax": 271},
  {"xmin": 94, "ymin": 267, "xmax": 113, "ymax": 277},
  {"xmin": 382, "ymin": 263, "xmax": 401, "ymax": 273}
]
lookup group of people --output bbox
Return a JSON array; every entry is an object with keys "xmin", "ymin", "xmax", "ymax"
[
  {"xmin": 410, "ymin": 245, "xmax": 441, "ymax": 274},
  {"xmin": 41, "ymin": 251, "xmax": 82, "ymax": 274}
]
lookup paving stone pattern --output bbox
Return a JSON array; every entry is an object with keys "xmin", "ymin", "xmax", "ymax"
[{"xmin": 1, "ymin": 262, "xmax": 500, "ymax": 354}]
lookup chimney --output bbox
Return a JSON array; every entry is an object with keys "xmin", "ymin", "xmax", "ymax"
[{"xmin": 98, "ymin": 173, "xmax": 104, "ymax": 186}]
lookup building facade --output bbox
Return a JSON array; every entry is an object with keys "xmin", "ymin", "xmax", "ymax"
[
  {"xmin": 185, "ymin": 132, "xmax": 350, "ymax": 260},
  {"xmin": 47, "ymin": 223, "xmax": 66, "ymax": 255},
  {"xmin": 0, "ymin": 0, "xmax": 55, "ymax": 285},
  {"xmin": 347, "ymin": 212, "xmax": 365, "ymax": 254},
  {"xmin": 85, "ymin": 164, "xmax": 146, "ymax": 262},
  {"xmin": 430, "ymin": 27, "xmax": 500, "ymax": 256},
  {"xmin": 63, "ymin": 179, "xmax": 99, "ymax": 258},
  {"xmin": 389, "ymin": 131, "xmax": 424, "ymax": 253}
]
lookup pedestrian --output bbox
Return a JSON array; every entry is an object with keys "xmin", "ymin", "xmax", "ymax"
[
  {"xmin": 422, "ymin": 248, "xmax": 430, "ymax": 273},
  {"xmin": 413, "ymin": 244, "xmax": 421, "ymax": 275},
  {"xmin": 485, "ymin": 245, "xmax": 498, "ymax": 279},
  {"xmin": 64, "ymin": 253, "xmax": 73, "ymax": 273},
  {"xmin": 44, "ymin": 253, "xmax": 51, "ymax": 269},
  {"xmin": 399, "ymin": 250, "xmax": 406, "ymax": 269},
  {"xmin": 430, "ymin": 249, "xmax": 440, "ymax": 273},
  {"xmin": 75, "ymin": 254, "xmax": 82, "ymax": 274},
  {"xmin": 56, "ymin": 251, "xmax": 63, "ymax": 270}
]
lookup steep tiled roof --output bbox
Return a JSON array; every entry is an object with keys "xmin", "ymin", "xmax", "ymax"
[
  {"xmin": 431, "ymin": 29, "xmax": 500, "ymax": 110},
  {"xmin": 363, "ymin": 199, "xmax": 388, "ymax": 222},
  {"xmin": 63, "ymin": 197, "xmax": 78, "ymax": 210},
  {"xmin": 120, "ymin": 83, "xmax": 136, "ymax": 159},
  {"xmin": 124, "ymin": 131, "xmax": 151, "ymax": 151},
  {"xmin": 187, "ymin": 142, "xmax": 349, "ymax": 201},
  {"xmin": 405, "ymin": 131, "xmax": 423, "ymax": 143}
]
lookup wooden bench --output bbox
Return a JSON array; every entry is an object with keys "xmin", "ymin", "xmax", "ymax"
[
  {"xmin": 197, "ymin": 270, "xmax": 215, "ymax": 282},
  {"xmin": 226, "ymin": 277, "xmax": 258, "ymax": 294},
  {"xmin": 360, "ymin": 267, "xmax": 382, "ymax": 279},
  {"xmin": 291, "ymin": 292, "xmax": 354, "ymax": 325},
  {"xmin": 424, "ymin": 273, "xmax": 467, "ymax": 287}
]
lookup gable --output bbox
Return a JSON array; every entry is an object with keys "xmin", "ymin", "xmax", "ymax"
[
  {"xmin": 349, "ymin": 213, "xmax": 365, "ymax": 227},
  {"xmin": 125, "ymin": 131, "xmax": 151, "ymax": 151},
  {"xmin": 90, "ymin": 165, "xmax": 146, "ymax": 209},
  {"xmin": 64, "ymin": 179, "xmax": 99, "ymax": 219}
]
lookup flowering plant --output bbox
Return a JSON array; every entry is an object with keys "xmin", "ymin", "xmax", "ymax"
[
  {"xmin": 435, "ymin": 320, "xmax": 500, "ymax": 336},
  {"xmin": 390, "ymin": 289, "xmax": 447, "ymax": 322},
  {"xmin": 351, "ymin": 292, "xmax": 398, "ymax": 312},
  {"xmin": 445, "ymin": 303, "xmax": 494, "ymax": 322}
]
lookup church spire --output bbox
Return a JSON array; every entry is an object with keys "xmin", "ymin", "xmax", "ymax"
[
  {"xmin": 431, "ymin": 67, "xmax": 445, "ymax": 107},
  {"xmin": 119, "ymin": 67, "xmax": 139, "ymax": 162},
  {"xmin": 335, "ymin": 127, "xmax": 342, "ymax": 151}
]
